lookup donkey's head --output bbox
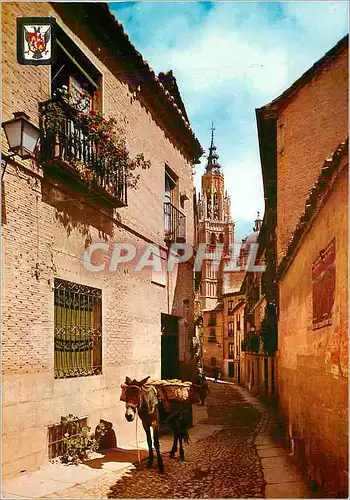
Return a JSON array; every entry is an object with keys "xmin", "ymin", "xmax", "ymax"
[{"xmin": 124, "ymin": 376, "xmax": 150, "ymax": 422}]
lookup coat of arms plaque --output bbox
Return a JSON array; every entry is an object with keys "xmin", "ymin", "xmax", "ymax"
[{"xmin": 17, "ymin": 17, "xmax": 57, "ymax": 65}]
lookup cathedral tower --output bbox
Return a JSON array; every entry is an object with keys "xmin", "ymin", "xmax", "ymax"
[{"xmin": 197, "ymin": 125, "xmax": 234, "ymax": 310}]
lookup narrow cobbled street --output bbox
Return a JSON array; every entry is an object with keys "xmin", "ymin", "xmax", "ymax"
[{"xmin": 108, "ymin": 381, "xmax": 265, "ymax": 498}]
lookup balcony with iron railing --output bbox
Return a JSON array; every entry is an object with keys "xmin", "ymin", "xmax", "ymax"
[
  {"xmin": 39, "ymin": 100, "xmax": 127, "ymax": 207},
  {"xmin": 164, "ymin": 202, "xmax": 186, "ymax": 243}
]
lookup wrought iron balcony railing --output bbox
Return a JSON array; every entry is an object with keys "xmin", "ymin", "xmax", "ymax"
[
  {"xmin": 164, "ymin": 202, "xmax": 186, "ymax": 243},
  {"xmin": 39, "ymin": 100, "xmax": 127, "ymax": 207}
]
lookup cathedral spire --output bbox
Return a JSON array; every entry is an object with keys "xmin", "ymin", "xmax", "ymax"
[
  {"xmin": 254, "ymin": 211, "xmax": 263, "ymax": 232},
  {"xmin": 206, "ymin": 122, "xmax": 221, "ymax": 172}
]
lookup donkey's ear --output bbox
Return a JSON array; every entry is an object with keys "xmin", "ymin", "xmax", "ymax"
[
  {"xmin": 138, "ymin": 376, "xmax": 150, "ymax": 386},
  {"xmin": 125, "ymin": 376, "xmax": 132, "ymax": 385}
]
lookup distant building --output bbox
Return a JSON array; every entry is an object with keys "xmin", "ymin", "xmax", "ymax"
[
  {"xmin": 197, "ymin": 127, "xmax": 234, "ymax": 374},
  {"xmin": 222, "ymin": 280, "xmax": 245, "ymax": 382},
  {"xmin": 197, "ymin": 126, "xmax": 234, "ymax": 310},
  {"xmin": 239, "ymin": 214, "xmax": 278, "ymax": 400},
  {"xmin": 256, "ymin": 35, "xmax": 348, "ymax": 497}
]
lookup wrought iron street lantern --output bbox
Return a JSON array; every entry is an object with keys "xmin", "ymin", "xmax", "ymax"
[
  {"xmin": 2, "ymin": 112, "xmax": 40, "ymax": 159},
  {"xmin": 1, "ymin": 112, "xmax": 40, "ymax": 180}
]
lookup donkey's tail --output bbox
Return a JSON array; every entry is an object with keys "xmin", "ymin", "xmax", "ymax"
[{"xmin": 183, "ymin": 427, "xmax": 190, "ymax": 445}]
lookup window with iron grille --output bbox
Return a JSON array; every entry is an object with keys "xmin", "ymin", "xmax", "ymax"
[
  {"xmin": 48, "ymin": 416, "xmax": 87, "ymax": 459},
  {"xmin": 228, "ymin": 321, "xmax": 234, "ymax": 336},
  {"xmin": 54, "ymin": 279, "xmax": 102, "ymax": 379}
]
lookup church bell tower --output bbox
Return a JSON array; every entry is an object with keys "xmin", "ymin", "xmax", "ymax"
[{"xmin": 197, "ymin": 124, "xmax": 234, "ymax": 310}]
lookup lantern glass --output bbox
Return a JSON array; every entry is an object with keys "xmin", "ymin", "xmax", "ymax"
[
  {"xmin": 2, "ymin": 113, "xmax": 39, "ymax": 159},
  {"xmin": 3, "ymin": 120, "xmax": 22, "ymax": 151},
  {"xmin": 22, "ymin": 120, "xmax": 40, "ymax": 156}
]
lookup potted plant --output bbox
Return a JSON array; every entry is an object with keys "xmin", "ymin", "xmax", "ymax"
[{"xmin": 40, "ymin": 88, "xmax": 151, "ymax": 195}]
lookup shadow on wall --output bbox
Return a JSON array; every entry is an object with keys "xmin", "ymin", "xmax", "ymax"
[
  {"xmin": 42, "ymin": 176, "xmax": 114, "ymax": 247},
  {"xmin": 170, "ymin": 260, "xmax": 197, "ymax": 382}
]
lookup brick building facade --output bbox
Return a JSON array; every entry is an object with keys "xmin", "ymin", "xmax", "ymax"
[
  {"xmin": 2, "ymin": 2, "xmax": 202, "ymax": 477},
  {"xmin": 221, "ymin": 288, "xmax": 244, "ymax": 382},
  {"xmin": 256, "ymin": 36, "xmax": 348, "ymax": 496}
]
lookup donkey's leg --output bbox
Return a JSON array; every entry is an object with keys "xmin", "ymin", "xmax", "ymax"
[
  {"xmin": 142, "ymin": 423, "xmax": 154, "ymax": 468},
  {"xmin": 179, "ymin": 436, "xmax": 185, "ymax": 461},
  {"xmin": 153, "ymin": 427, "xmax": 164, "ymax": 473},
  {"xmin": 169, "ymin": 434, "xmax": 178, "ymax": 459}
]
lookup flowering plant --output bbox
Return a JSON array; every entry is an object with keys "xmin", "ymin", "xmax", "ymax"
[
  {"xmin": 75, "ymin": 109, "xmax": 151, "ymax": 190},
  {"xmin": 43, "ymin": 86, "xmax": 151, "ymax": 194},
  {"xmin": 59, "ymin": 414, "xmax": 99, "ymax": 465}
]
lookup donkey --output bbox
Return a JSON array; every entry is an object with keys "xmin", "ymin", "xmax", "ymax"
[
  {"xmin": 165, "ymin": 411, "xmax": 190, "ymax": 461},
  {"xmin": 123, "ymin": 376, "xmax": 164, "ymax": 473}
]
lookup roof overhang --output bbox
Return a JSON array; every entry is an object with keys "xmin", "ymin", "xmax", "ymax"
[{"xmin": 51, "ymin": 2, "xmax": 204, "ymax": 163}]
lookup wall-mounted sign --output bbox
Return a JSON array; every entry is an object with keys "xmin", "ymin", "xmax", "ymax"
[
  {"xmin": 312, "ymin": 238, "xmax": 336, "ymax": 330},
  {"xmin": 17, "ymin": 17, "xmax": 56, "ymax": 65}
]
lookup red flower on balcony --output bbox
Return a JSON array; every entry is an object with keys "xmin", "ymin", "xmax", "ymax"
[{"xmin": 40, "ymin": 91, "xmax": 151, "ymax": 199}]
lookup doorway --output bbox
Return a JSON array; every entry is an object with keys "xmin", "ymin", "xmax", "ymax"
[
  {"xmin": 228, "ymin": 361, "xmax": 234, "ymax": 378},
  {"xmin": 161, "ymin": 313, "xmax": 179, "ymax": 380}
]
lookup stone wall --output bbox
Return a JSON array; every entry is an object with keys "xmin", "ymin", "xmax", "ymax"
[{"xmin": 278, "ymin": 163, "xmax": 348, "ymax": 496}]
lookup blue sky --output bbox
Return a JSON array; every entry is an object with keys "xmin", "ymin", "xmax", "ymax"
[{"xmin": 109, "ymin": 1, "xmax": 348, "ymax": 239}]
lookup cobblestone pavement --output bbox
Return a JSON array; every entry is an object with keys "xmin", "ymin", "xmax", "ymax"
[{"xmin": 107, "ymin": 381, "xmax": 265, "ymax": 498}]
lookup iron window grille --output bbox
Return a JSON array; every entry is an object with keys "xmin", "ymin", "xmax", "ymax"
[
  {"xmin": 48, "ymin": 416, "xmax": 87, "ymax": 459},
  {"xmin": 164, "ymin": 202, "xmax": 186, "ymax": 243},
  {"xmin": 54, "ymin": 279, "xmax": 102, "ymax": 379}
]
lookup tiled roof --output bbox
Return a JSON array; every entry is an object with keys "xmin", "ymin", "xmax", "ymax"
[
  {"xmin": 104, "ymin": 7, "xmax": 204, "ymax": 161},
  {"xmin": 158, "ymin": 70, "xmax": 189, "ymax": 123},
  {"xmin": 223, "ymin": 270, "xmax": 246, "ymax": 294},
  {"xmin": 231, "ymin": 299, "xmax": 245, "ymax": 314},
  {"xmin": 203, "ymin": 302, "xmax": 224, "ymax": 312},
  {"xmin": 277, "ymin": 138, "xmax": 348, "ymax": 280},
  {"xmin": 52, "ymin": 3, "xmax": 204, "ymax": 162}
]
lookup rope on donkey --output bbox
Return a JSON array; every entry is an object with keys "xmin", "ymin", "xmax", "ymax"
[{"xmin": 135, "ymin": 407, "xmax": 141, "ymax": 463}]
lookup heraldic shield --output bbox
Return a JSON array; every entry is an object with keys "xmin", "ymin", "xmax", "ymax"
[{"xmin": 17, "ymin": 17, "xmax": 57, "ymax": 66}]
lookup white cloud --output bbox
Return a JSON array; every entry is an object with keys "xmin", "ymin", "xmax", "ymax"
[{"xmin": 111, "ymin": 1, "xmax": 348, "ymax": 237}]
